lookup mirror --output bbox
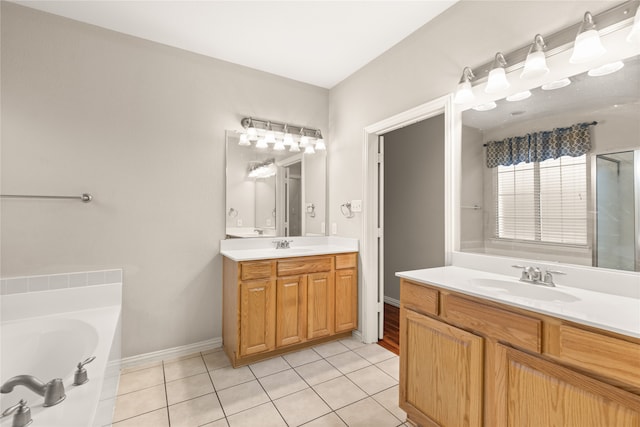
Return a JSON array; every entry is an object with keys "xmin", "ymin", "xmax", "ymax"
[
  {"xmin": 460, "ymin": 55, "xmax": 640, "ymax": 272},
  {"xmin": 225, "ymin": 131, "xmax": 326, "ymax": 238}
]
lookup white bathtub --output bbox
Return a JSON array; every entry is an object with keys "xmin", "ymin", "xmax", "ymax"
[{"xmin": 1, "ymin": 281, "xmax": 121, "ymax": 427}]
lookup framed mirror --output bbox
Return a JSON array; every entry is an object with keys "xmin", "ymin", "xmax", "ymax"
[
  {"xmin": 225, "ymin": 131, "xmax": 326, "ymax": 238},
  {"xmin": 460, "ymin": 54, "xmax": 640, "ymax": 272}
]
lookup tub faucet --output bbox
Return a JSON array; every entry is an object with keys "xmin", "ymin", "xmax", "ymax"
[{"xmin": 1, "ymin": 375, "xmax": 65, "ymax": 407}]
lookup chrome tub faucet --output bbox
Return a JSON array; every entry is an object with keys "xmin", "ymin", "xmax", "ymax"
[{"xmin": 1, "ymin": 375, "xmax": 65, "ymax": 407}]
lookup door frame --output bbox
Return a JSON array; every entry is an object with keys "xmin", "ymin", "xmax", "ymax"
[{"xmin": 360, "ymin": 94, "xmax": 459, "ymax": 343}]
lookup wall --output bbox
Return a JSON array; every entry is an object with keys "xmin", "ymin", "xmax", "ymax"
[
  {"xmin": 0, "ymin": 3, "xmax": 328, "ymax": 358},
  {"xmin": 383, "ymin": 116, "xmax": 445, "ymax": 302}
]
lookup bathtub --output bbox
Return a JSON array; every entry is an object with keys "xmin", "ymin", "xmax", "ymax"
[{"xmin": 1, "ymin": 279, "xmax": 121, "ymax": 427}]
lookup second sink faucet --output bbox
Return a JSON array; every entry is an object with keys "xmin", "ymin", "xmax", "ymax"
[
  {"xmin": 272, "ymin": 239, "xmax": 292, "ymax": 249},
  {"xmin": 512, "ymin": 265, "xmax": 565, "ymax": 287},
  {"xmin": 1, "ymin": 375, "xmax": 65, "ymax": 407}
]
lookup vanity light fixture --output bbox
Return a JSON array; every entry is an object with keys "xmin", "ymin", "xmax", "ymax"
[
  {"xmin": 628, "ymin": 5, "xmax": 640, "ymax": 43},
  {"xmin": 485, "ymin": 53, "xmax": 510, "ymax": 94},
  {"xmin": 314, "ymin": 130, "xmax": 326, "ymax": 150},
  {"xmin": 238, "ymin": 133, "xmax": 251, "ymax": 146},
  {"xmin": 541, "ymin": 77, "xmax": 572, "ymax": 90},
  {"xmin": 521, "ymin": 34, "xmax": 549, "ymax": 80},
  {"xmin": 569, "ymin": 12, "xmax": 606, "ymax": 64},
  {"xmin": 588, "ymin": 60, "xmax": 625, "ymax": 76},
  {"xmin": 472, "ymin": 101, "xmax": 497, "ymax": 112},
  {"xmin": 454, "ymin": 67, "xmax": 475, "ymax": 104},
  {"xmin": 506, "ymin": 90, "xmax": 532, "ymax": 102}
]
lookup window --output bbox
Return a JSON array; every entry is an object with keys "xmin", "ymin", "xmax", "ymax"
[{"xmin": 495, "ymin": 154, "xmax": 587, "ymax": 245}]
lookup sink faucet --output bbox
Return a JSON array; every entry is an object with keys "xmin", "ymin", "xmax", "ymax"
[
  {"xmin": 1, "ymin": 375, "xmax": 66, "ymax": 407},
  {"xmin": 512, "ymin": 265, "xmax": 565, "ymax": 287},
  {"xmin": 254, "ymin": 228, "xmax": 264, "ymax": 235},
  {"xmin": 272, "ymin": 239, "xmax": 292, "ymax": 249}
]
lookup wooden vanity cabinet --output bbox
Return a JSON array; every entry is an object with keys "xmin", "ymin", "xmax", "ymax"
[
  {"xmin": 399, "ymin": 278, "xmax": 640, "ymax": 427},
  {"xmin": 223, "ymin": 252, "xmax": 358, "ymax": 367}
]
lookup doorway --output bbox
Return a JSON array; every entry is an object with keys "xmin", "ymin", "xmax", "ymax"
[{"xmin": 361, "ymin": 95, "xmax": 456, "ymax": 345}]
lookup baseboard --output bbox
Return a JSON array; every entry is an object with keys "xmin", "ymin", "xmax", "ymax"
[
  {"xmin": 384, "ymin": 296, "xmax": 400, "ymax": 308},
  {"xmin": 120, "ymin": 337, "xmax": 222, "ymax": 370}
]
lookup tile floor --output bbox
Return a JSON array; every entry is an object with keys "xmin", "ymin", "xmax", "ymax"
[{"xmin": 110, "ymin": 338, "xmax": 407, "ymax": 427}]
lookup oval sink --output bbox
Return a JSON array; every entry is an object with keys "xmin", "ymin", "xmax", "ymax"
[{"xmin": 469, "ymin": 278, "xmax": 579, "ymax": 302}]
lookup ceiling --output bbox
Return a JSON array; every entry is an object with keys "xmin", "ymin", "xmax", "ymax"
[{"xmin": 15, "ymin": 0, "xmax": 458, "ymax": 89}]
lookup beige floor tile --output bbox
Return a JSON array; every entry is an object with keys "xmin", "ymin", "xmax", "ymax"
[
  {"xmin": 336, "ymin": 397, "xmax": 400, "ymax": 427},
  {"xmin": 163, "ymin": 355, "xmax": 207, "ymax": 382},
  {"xmin": 376, "ymin": 356, "xmax": 400, "ymax": 381},
  {"xmin": 112, "ymin": 384, "xmax": 167, "ymax": 423},
  {"xmin": 203, "ymin": 349, "xmax": 232, "ymax": 371},
  {"xmin": 325, "ymin": 350, "xmax": 371, "ymax": 374},
  {"xmin": 302, "ymin": 412, "xmax": 347, "ymax": 426},
  {"xmin": 313, "ymin": 340, "xmax": 349, "ymax": 358},
  {"xmin": 249, "ymin": 356, "xmax": 290, "ymax": 378},
  {"xmin": 259, "ymin": 368, "xmax": 309, "ymax": 400},
  {"xmin": 163, "ymin": 351, "xmax": 203, "ymax": 364},
  {"xmin": 210, "ymin": 365, "xmax": 255, "ymax": 390},
  {"xmin": 117, "ymin": 365, "xmax": 165, "ymax": 395},
  {"xmin": 283, "ymin": 348, "xmax": 322, "ymax": 367},
  {"xmin": 120, "ymin": 360, "xmax": 162, "ymax": 375},
  {"xmin": 294, "ymin": 359, "xmax": 342, "ymax": 386},
  {"xmin": 112, "ymin": 407, "xmax": 169, "ymax": 427},
  {"xmin": 166, "ymin": 372, "xmax": 215, "ymax": 405},
  {"xmin": 372, "ymin": 385, "xmax": 406, "ymax": 422},
  {"xmin": 168, "ymin": 393, "xmax": 225, "ymax": 427},
  {"xmin": 346, "ymin": 365, "xmax": 397, "ymax": 395},
  {"xmin": 217, "ymin": 380, "xmax": 270, "ymax": 416},
  {"xmin": 273, "ymin": 388, "xmax": 331, "ymax": 427},
  {"xmin": 227, "ymin": 402, "xmax": 287, "ymax": 427},
  {"xmin": 312, "ymin": 376, "xmax": 367, "ymax": 410},
  {"xmin": 202, "ymin": 419, "xmax": 229, "ymax": 427},
  {"xmin": 354, "ymin": 344, "xmax": 396, "ymax": 364},
  {"xmin": 339, "ymin": 337, "xmax": 367, "ymax": 351}
]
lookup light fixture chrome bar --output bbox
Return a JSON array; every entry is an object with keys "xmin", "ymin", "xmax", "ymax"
[
  {"xmin": 0, "ymin": 193, "xmax": 93, "ymax": 202},
  {"xmin": 470, "ymin": 0, "xmax": 639, "ymax": 81},
  {"xmin": 241, "ymin": 117, "xmax": 321, "ymax": 137}
]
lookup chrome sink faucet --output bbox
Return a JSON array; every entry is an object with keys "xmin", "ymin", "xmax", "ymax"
[
  {"xmin": 272, "ymin": 239, "xmax": 292, "ymax": 249},
  {"xmin": 1, "ymin": 375, "xmax": 66, "ymax": 407},
  {"xmin": 512, "ymin": 265, "xmax": 565, "ymax": 287}
]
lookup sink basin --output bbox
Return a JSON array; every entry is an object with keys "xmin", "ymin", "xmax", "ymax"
[
  {"xmin": 469, "ymin": 278, "xmax": 579, "ymax": 302},
  {"xmin": 244, "ymin": 247, "xmax": 313, "ymax": 257}
]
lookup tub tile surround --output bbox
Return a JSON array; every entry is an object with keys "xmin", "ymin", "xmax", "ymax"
[
  {"xmin": 1, "ymin": 268, "xmax": 123, "ymax": 295},
  {"xmin": 110, "ymin": 338, "xmax": 407, "ymax": 427}
]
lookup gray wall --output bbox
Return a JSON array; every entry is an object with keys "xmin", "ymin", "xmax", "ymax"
[
  {"xmin": 383, "ymin": 115, "xmax": 445, "ymax": 302},
  {"xmin": 0, "ymin": 3, "xmax": 328, "ymax": 358}
]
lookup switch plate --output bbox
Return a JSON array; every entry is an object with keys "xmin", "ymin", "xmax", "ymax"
[
  {"xmin": 332, "ymin": 222, "xmax": 337, "ymax": 235},
  {"xmin": 351, "ymin": 199, "xmax": 362, "ymax": 212}
]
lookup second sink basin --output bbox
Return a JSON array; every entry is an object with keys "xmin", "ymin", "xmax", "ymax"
[{"xmin": 469, "ymin": 278, "xmax": 579, "ymax": 302}]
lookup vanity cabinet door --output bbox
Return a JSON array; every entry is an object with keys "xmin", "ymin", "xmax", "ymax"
[
  {"xmin": 239, "ymin": 279, "xmax": 276, "ymax": 356},
  {"xmin": 276, "ymin": 275, "xmax": 307, "ymax": 348},
  {"xmin": 307, "ymin": 272, "xmax": 335, "ymax": 339},
  {"xmin": 335, "ymin": 268, "xmax": 357, "ymax": 333},
  {"xmin": 400, "ymin": 308, "xmax": 483, "ymax": 427},
  {"xmin": 498, "ymin": 344, "xmax": 640, "ymax": 426}
]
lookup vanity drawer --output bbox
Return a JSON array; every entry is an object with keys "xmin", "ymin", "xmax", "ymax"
[
  {"xmin": 241, "ymin": 261, "xmax": 274, "ymax": 281},
  {"xmin": 400, "ymin": 280, "xmax": 439, "ymax": 316},
  {"xmin": 335, "ymin": 253, "xmax": 357, "ymax": 270},
  {"xmin": 277, "ymin": 256, "xmax": 332, "ymax": 277},
  {"xmin": 545, "ymin": 323, "xmax": 640, "ymax": 389},
  {"xmin": 442, "ymin": 294, "xmax": 542, "ymax": 353}
]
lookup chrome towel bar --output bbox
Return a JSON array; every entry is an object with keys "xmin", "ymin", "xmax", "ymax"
[{"xmin": 0, "ymin": 193, "xmax": 93, "ymax": 203}]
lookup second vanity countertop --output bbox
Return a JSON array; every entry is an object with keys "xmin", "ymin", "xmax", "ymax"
[
  {"xmin": 397, "ymin": 266, "xmax": 640, "ymax": 339},
  {"xmin": 220, "ymin": 236, "xmax": 359, "ymax": 262}
]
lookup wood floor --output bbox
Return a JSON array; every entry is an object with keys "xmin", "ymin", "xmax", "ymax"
[{"xmin": 378, "ymin": 303, "xmax": 400, "ymax": 355}]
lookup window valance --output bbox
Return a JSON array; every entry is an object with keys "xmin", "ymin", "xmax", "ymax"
[{"xmin": 485, "ymin": 121, "xmax": 596, "ymax": 168}]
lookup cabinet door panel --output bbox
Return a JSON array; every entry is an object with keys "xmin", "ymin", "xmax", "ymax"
[
  {"xmin": 276, "ymin": 276, "xmax": 307, "ymax": 347},
  {"xmin": 335, "ymin": 268, "xmax": 357, "ymax": 333},
  {"xmin": 240, "ymin": 279, "xmax": 276, "ymax": 356},
  {"xmin": 400, "ymin": 308, "xmax": 483, "ymax": 427},
  {"xmin": 307, "ymin": 272, "xmax": 335, "ymax": 339},
  {"xmin": 501, "ymin": 345, "xmax": 640, "ymax": 427}
]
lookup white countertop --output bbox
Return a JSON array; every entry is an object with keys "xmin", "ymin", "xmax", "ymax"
[
  {"xmin": 220, "ymin": 236, "xmax": 358, "ymax": 262},
  {"xmin": 397, "ymin": 266, "xmax": 640, "ymax": 339}
]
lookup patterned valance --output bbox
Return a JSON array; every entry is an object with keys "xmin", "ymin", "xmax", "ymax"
[{"xmin": 485, "ymin": 121, "xmax": 596, "ymax": 168}]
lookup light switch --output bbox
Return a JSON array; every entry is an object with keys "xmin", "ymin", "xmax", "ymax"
[
  {"xmin": 351, "ymin": 199, "xmax": 362, "ymax": 212},
  {"xmin": 332, "ymin": 222, "xmax": 337, "ymax": 235}
]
